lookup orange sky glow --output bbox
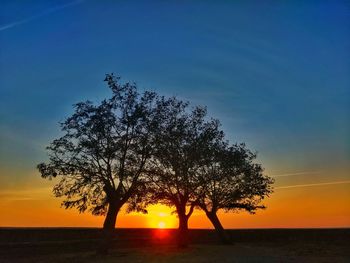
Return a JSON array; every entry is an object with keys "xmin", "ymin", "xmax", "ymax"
[{"xmin": 1, "ymin": 168, "xmax": 349, "ymax": 229}]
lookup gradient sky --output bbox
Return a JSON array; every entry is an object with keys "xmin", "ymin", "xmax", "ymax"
[{"xmin": 0, "ymin": 0, "xmax": 349, "ymax": 228}]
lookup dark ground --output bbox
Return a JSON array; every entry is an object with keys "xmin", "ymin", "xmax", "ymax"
[{"xmin": 0, "ymin": 228, "xmax": 349, "ymax": 262}]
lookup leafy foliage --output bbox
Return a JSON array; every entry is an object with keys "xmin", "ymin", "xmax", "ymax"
[
  {"xmin": 38, "ymin": 74, "xmax": 157, "ymax": 216},
  {"xmin": 196, "ymin": 143, "xmax": 274, "ymax": 215},
  {"xmin": 145, "ymin": 96, "xmax": 225, "ymax": 218},
  {"xmin": 38, "ymin": 73, "xmax": 274, "ymax": 240}
]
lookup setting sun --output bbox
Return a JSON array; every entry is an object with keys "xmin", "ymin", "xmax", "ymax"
[
  {"xmin": 147, "ymin": 205, "xmax": 177, "ymax": 229},
  {"xmin": 158, "ymin": 222, "xmax": 166, "ymax": 228}
]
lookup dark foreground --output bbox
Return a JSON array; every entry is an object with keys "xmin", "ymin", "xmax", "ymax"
[{"xmin": 0, "ymin": 228, "xmax": 349, "ymax": 262}]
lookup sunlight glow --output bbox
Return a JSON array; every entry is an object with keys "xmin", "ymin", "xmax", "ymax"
[
  {"xmin": 158, "ymin": 221, "xmax": 166, "ymax": 228},
  {"xmin": 146, "ymin": 205, "xmax": 177, "ymax": 229}
]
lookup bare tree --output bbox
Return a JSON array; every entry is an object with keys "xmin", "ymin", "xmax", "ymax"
[
  {"xmin": 37, "ymin": 74, "xmax": 157, "ymax": 253},
  {"xmin": 196, "ymin": 143, "xmax": 274, "ymax": 244}
]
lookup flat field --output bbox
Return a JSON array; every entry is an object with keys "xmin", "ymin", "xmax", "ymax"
[{"xmin": 0, "ymin": 228, "xmax": 349, "ymax": 262}]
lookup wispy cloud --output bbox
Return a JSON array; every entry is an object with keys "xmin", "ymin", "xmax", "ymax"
[
  {"xmin": 271, "ymin": 171, "xmax": 321, "ymax": 178},
  {"xmin": 0, "ymin": 0, "xmax": 84, "ymax": 32},
  {"xmin": 0, "ymin": 187, "xmax": 52, "ymax": 201},
  {"xmin": 275, "ymin": 180, "xmax": 350, "ymax": 190}
]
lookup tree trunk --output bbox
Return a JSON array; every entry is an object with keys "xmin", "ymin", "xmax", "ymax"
[
  {"xmin": 206, "ymin": 211, "xmax": 231, "ymax": 245},
  {"xmin": 103, "ymin": 202, "xmax": 119, "ymax": 230},
  {"xmin": 97, "ymin": 201, "xmax": 120, "ymax": 255},
  {"xmin": 177, "ymin": 212, "xmax": 189, "ymax": 248}
]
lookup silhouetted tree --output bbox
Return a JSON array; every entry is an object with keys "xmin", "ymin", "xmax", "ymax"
[
  {"xmin": 146, "ymin": 97, "xmax": 225, "ymax": 248},
  {"xmin": 37, "ymin": 74, "xmax": 157, "ymax": 254},
  {"xmin": 196, "ymin": 143, "xmax": 274, "ymax": 244},
  {"xmin": 37, "ymin": 73, "xmax": 274, "ymax": 250}
]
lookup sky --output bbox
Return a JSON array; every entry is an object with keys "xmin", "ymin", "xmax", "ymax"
[{"xmin": 0, "ymin": 0, "xmax": 349, "ymax": 228}]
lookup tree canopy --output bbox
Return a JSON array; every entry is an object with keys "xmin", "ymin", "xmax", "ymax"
[
  {"xmin": 145, "ymin": 96, "xmax": 225, "ymax": 247},
  {"xmin": 196, "ymin": 142, "xmax": 274, "ymax": 243},
  {"xmin": 38, "ymin": 73, "xmax": 274, "ymax": 250},
  {"xmin": 37, "ymin": 74, "xmax": 158, "ymax": 232}
]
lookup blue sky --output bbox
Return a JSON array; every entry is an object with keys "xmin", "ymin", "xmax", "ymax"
[{"xmin": 0, "ymin": 0, "xmax": 349, "ymax": 191}]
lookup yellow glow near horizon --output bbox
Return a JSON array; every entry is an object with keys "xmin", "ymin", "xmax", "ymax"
[
  {"xmin": 158, "ymin": 221, "xmax": 166, "ymax": 228},
  {"xmin": 146, "ymin": 205, "xmax": 177, "ymax": 229},
  {"xmin": 1, "ymin": 167, "xmax": 350, "ymax": 228}
]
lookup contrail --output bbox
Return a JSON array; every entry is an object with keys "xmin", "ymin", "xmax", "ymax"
[
  {"xmin": 271, "ymin": 171, "xmax": 321, "ymax": 178},
  {"xmin": 275, "ymin": 180, "xmax": 350, "ymax": 190},
  {"xmin": 0, "ymin": 0, "xmax": 84, "ymax": 31}
]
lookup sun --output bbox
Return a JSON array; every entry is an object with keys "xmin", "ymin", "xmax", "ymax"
[
  {"xmin": 158, "ymin": 221, "xmax": 166, "ymax": 229},
  {"xmin": 147, "ymin": 204, "xmax": 177, "ymax": 229}
]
